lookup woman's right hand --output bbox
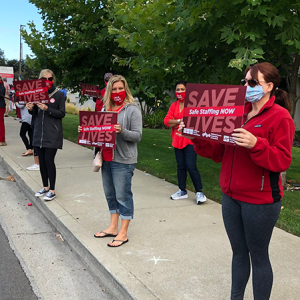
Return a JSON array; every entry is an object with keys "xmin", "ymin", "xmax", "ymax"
[
  {"xmin": 26, "ymin": 102, "xmax": 34, "ymax": 111},
  {"xmin": 176, "ymin": 121, "xmax": 194, "ymax": 140},
  {"xmin": 78, "ymin": 126, "xmax": 82, "ymax": 133}
]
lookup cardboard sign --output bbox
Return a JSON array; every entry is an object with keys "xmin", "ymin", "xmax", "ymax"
[
  {"xmin": 78, "ymin": 111, "xmax": 117, "ymax": 148},
  {"xmin": 182, "ymin": 83, "xmax": 246, "ymax": 145},
  {"xmin": 13, "ymin": 79, "xmax": 49, "ymax": 104},
  {"xmin": 80, "ymin": 83, "xmax": 102, "ymax": 97}
]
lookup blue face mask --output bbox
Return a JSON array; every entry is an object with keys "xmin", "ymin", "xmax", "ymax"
[{"xmin": 245, "ymin": 85, "xmax": 266, "ymax": 103}]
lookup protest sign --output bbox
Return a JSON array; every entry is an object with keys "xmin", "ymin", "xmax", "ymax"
[
  {"xmin": 182, "ymin": 83, "xmax": 246, "ymax": 145},
  {"xmin": 80, "ymin": 83, "xmax": 102, "ymax": 98},
  {"xmin": 78, "ymin": 111, "xmax": 117, "ymax": 148},
  {"xmin": 14, "ymin": 79, "xmax": 49, "ymax": 104}
]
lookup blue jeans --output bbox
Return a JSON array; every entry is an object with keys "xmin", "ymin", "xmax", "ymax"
[
  {"xmin": 101, "ymin": 161, "xmax": 135, "ymax": 220},
  {"xmin": 174, "ymin": 144, "xmax": 203, "ymax": 192}
]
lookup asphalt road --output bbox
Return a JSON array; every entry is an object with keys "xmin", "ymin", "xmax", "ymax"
[
  {"xmin": 0, "ymin": 223, "xmax": 38, "ymax": 300},
  {"xmin": 0, "ymin": 164, "xmax": 116, "ymax": 300}
]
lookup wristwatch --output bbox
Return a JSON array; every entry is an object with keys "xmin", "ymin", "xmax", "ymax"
[{"xmin": 177, "ymin": 119, "xmax": 181, "ymax": 124}]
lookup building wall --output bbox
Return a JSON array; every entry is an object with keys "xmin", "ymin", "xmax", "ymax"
[{"xmin": 295, "ymin": 80, "xmax": 300, "ymax": 130}]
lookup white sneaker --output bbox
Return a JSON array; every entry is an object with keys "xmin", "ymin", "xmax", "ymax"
[
  {"xmin": 171, "ymin": 189, "xmax": 188, "ymax": 200},
  {"xmin": 196, "ymin": 192, "xmax": 207, "ymax": 204},
  {"xmin": 35, "ymin": 187, "xmax": 49, "ymax": 197},
  {"xmin": 27, "ymin": 164, "xmax": 40, "ymax": 171},
  {"xmin": 43, "ymin": 191, "xmax": 56, "ymax": 201}
]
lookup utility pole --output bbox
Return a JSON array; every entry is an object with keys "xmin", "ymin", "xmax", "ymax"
[{"xmin": 19, "ymin": 25, "xmax": 25, "ymax": 78}]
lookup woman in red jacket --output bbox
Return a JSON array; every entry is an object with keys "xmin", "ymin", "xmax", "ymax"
[
  {"xmin": 164, "ymin": 80, "xmax": 206, "ymax": 204},
  {"xmin": 182, "ymin": 63, "xmax": 295, "ymax": 300}
]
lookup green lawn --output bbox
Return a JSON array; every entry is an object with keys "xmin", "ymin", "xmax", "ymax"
[{"xmin": 11, "ymin": 112, "xmax": 300, "ymax": 236}]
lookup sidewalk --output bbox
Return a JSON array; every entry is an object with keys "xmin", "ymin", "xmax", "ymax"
[{"xmin": 1, "ymin": 116, "xmax": 300, "ymax": 300}]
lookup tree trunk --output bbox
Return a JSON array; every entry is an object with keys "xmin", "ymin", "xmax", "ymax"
[
  {"xmin": 281, "ymin": 171, "xmax": 287, "ymax": 188},
  {"xmin": 289, "ymin": 54, "xmax": 300, "ymax": 119}
]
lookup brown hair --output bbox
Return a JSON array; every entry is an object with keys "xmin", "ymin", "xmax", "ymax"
[{"xmin": 244, "ymin": 62, "xmax": 290, "ymax": 112}]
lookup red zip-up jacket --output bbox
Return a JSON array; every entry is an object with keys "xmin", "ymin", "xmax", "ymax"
[{"xmin": 192, "ymin": 96, "xmax": 295, "ymax": 204}]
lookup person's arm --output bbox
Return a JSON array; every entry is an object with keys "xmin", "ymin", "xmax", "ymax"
[
  {"xmin": 45, "ymin": 93, "xmax": 66, "ymax": 119},
  {"xmin": 164, "ymin": 102, "xmax": 180, "ymax": 128},
  {"xmin": 27, "ymin": 103, "xmax": 38, "ymax": 116},
  {"xmin": 192, "ymin": 138, "xmax": 225, "ymax": 163},
  {"xmin": 16, "ymin": 103, "xmax": 25, "ymax": 109},
  {"xmin": 119, "ymin": 107, "xmax": 142, "ymax": 143},
  {"xmin": 249, "ymin": 118, "xmax": 295, "ymax": 172}
]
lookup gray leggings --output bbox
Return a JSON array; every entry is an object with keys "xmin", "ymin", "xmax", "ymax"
[{"xmin": 222, "ymin": 193, "xmax": 281, "ymax": 300}]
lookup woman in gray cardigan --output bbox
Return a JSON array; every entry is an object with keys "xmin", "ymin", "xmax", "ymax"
[{"xmin": 93, "ymin": 75, "xmax": 142, "ymax": 247}]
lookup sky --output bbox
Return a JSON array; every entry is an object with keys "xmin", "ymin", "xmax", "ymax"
[{"xmin": 0, "ymin": 0, "xmax": 44, "ymax": 61}]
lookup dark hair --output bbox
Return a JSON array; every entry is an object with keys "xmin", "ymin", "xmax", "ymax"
[
  {"xmin": 175, "ymin": 80, "xmax": 187, "ymax": 90},
  {"xmin": 244, "ymin": 62, "xmax": 291, "ymax": 112}
]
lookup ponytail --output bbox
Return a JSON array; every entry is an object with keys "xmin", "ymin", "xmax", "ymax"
[{"xmin": 273, "ymin": 89, "xmax": 291, "ymax": 112}]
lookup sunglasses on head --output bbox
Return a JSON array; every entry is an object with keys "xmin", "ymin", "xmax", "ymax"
[{"xmin": 42, "ymin": 77, "xmax": 53, "ymax": 81}]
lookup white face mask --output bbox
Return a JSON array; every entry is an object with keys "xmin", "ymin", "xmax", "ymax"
[{"xmin": 245, "ymin": 85, "xmax": 266, "ymax": 103}]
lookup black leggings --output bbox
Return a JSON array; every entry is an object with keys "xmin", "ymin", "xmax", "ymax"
[
  {"xmin": 19, "ymin": 122, "xmax": 33, "ymax": 150},
  {"xmin": 35, "ymin": 147, "xmax": 58, "ymax": 190},
  {"xmin": 222, "ymin": 193, "xmax": 281, "ymax": 300}
]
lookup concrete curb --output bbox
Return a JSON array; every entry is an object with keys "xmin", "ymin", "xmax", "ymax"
[{"xmin": 0, "ymin": 156, "xmax": 137, "ymax": 300}]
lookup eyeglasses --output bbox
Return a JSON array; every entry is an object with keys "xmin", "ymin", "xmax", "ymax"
[
  {"xmin": 240, "ymin": 78, "xmax": 267, "ymax": 88},
  {"xmin": 42, "ymin": 77, "xmax": 53, "ymax": 81}
]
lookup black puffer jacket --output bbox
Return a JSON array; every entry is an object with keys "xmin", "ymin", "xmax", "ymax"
[
  {"xmin": 0, "ymin": 83, "xmax": 6, "ymax": 108},
  {"xmin": 30, "ymin": 85, "xmax": 65, "ymax": 149}
]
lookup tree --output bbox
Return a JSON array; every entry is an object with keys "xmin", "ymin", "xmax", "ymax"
[
  {"xmin": 108, "ymin": 0, "xmax": 300, "ymax": 118},
  {"xmin": 0, "ymin": 49, "xmax": 6, "ymax": 65},
  {"xmin": 23, "ymin": 1, "xmax": 131, "ymax": 89}
]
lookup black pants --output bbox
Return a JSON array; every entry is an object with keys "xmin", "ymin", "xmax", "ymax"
[
  {"xmin": 222, "ymin": 193, "xmax": 281, "ymax": 300},
  {"xmin": 174, "ymin": 144, "xmax": 203, "ymax": 192},
  {"xmin": 35, "ymin": 147, "xmax": 58, "ymax": 190},
  {"xmin": 19, "ymin": 122, "xmax": 32, "ymax": 150}
]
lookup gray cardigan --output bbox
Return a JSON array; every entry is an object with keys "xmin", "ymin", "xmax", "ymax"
[
  {"xmin": 16, "ymin": 103, "xmax": 32, "ymax": 125},
  {"xmin": 113, "ymin": 103, "xmax": 142, "ymax": 164}
]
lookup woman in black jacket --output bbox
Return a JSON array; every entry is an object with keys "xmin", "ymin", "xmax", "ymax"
[
  {"xmin": 27, "ymin": 69, "xmax": 65, "ymax": 201},
  {"xmin": 0, "ymin": 75, "xmax": 7, "ymax": 146}
]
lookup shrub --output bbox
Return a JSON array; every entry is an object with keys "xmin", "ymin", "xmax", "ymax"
[
  {"xmin": 65, "ymin": 103, "xmax": 79, "ymax": 115},
  {"xmin": 65, "ymin": 103, "xmax": 92, "ymax": 115},
  {"xmin": 143, "ymin": 110, "xmax": 168, "ymax": 129}
]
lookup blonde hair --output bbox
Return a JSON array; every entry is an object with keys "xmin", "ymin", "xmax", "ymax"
[
  {"xmin": 38, "ymin": 69, "xmax": 56, "ymax": 82},
  {"xmin": 103, "ymin": 75, "xmax": 135, "ymax": 110}
]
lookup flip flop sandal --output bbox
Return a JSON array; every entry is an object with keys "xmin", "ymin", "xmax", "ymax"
[
  {"xmin": 94, "ymin": 231, "xmax": 117, "ymax": 238},
  {"xmin": 22, "ymin": 151, "xmax": 33, "ymax": 156},
  {"xmin": 107, "ymin": 239, "xmax": 129, "ymax": 247}
]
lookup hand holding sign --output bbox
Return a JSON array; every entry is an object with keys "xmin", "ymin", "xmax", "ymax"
[
  {"xmin": 36, "ymin": 102, "xmax": 48, "ymax": 111},
  {"xmin": 232, "ymin": 128, "xmax": 257, "ymax": 149}
]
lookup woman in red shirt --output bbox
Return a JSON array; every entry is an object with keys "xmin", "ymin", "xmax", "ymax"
[
  {"xmin": 181, "ymin": 63, "xmax": 295, "ymax": 300},
  {"xmin": 164, "ymin": 81, "xmax": 206, "ymax": 204}
]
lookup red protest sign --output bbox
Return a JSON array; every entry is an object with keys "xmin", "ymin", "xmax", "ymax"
[
  {"xmin": 78, "ymin": 111, "xmax": 117, "ymax": 148},
  {"xmin": 80, "ymin": 83, "xmax": 102, "ymax": 98},
  {"xmin": 13, "ymin": 79, "xmax": 49, "ymax": 104},
  {"xmin": 182, "ymin": 83, "xmax": 246, "ymax": 145}
]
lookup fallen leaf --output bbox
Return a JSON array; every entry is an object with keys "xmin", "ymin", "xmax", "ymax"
[
  {"xmin": 56, "ymin": 233, "xmax": 64, "ymax": 242},
  {"xmin": 5, "ymin": 174, "xmax": 15, "ymax": 182}
]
